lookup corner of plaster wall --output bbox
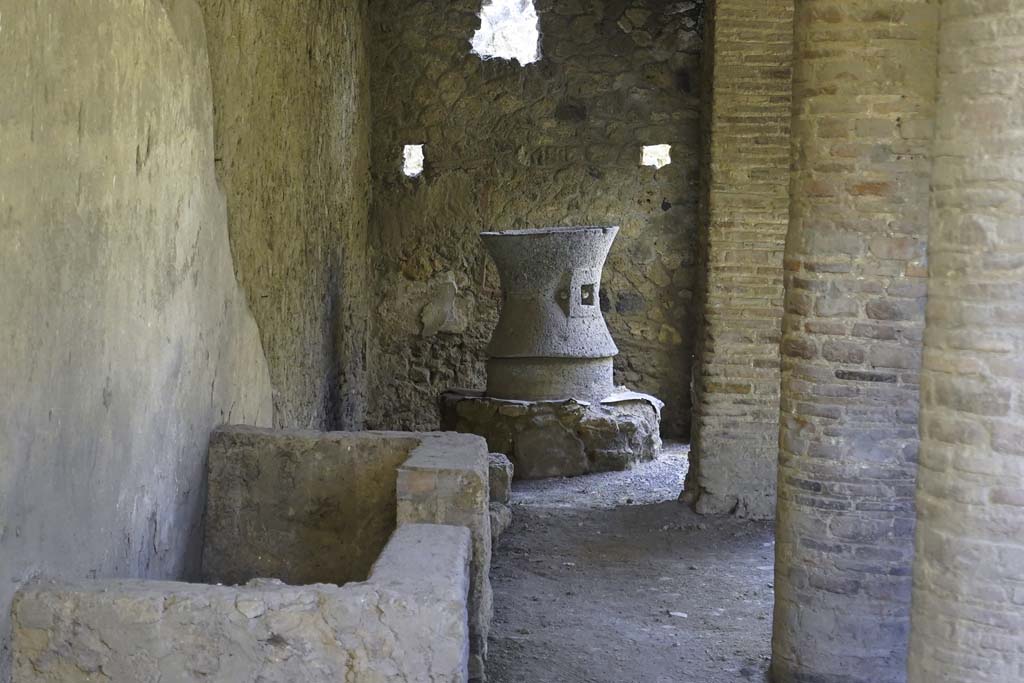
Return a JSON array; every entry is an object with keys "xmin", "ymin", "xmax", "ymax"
[
  {"xmin": 142, "ymin": 2, "xmax": 274, "ymax": 431},
  {"xmin": 162, "ymin": 0, "xmax": 274, "ymax": 426}
]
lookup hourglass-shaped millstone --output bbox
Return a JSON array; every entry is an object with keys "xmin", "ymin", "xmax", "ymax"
[{"xmin": 481, "ymin": 226, "xmax": 619, "ymax": 402}]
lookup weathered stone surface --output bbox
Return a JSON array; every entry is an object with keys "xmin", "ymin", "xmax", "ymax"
[
  {"xmin": 203, "ymin": 427, "xmax": 418, "ymax": 586},
  {"xmin": 396, "ymin": 433, "xmax": 493, "ymax": 680},
  {"xmin": 0, "ymin": 1, "xmax": 274, "ymax": 676},
  {"xmin": 772, "ymin": 2, "xmax": 936, "ymax": 682},
  {"xmin": 686, "ymin": 0, "xmax": 793, "ymax": 521},
  {"xmin": 516, "ymin": 416, "xmax": 590, "ymax": 478},
  {"xmin": 908, "ymin": 4, "xmax": 1024, "ymax": 682},
  {"xmin": 13, "ymin": 524, "xmax": 472, "ymax": 683},
  {"xmin": 367, "ymin": 0, "xmax": 704, "ymax": 437},
  {"xmin": 488, "ymin": 453, "xmax": 515, "ymax": 504},
  {"xmin": 482, "ymin": 226, "xmax": 619, "ymax": 402},
  {"xmin": 197, "ymin": 0, "xmax": 373, "ymax": 430},
  {"xmin": 441, "ymin": 390, "xmax": 662, "ymax": 479},
  {"xmin": 201, "ymin": 427, "xmax": 493, "ymax": 681},
  {"xmin": 489, "ymin": 503, "xmax": 513, "ymax": 542}
]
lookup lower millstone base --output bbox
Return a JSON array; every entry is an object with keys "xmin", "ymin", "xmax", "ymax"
[{"xmin": 440, "ymin": 389, "xmax": 663, "ymax": 479}]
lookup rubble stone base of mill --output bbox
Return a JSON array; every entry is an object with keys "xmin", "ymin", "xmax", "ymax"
[{"xmin": 441, "ymin": 389, "xmax": 663, "ymax": 480}]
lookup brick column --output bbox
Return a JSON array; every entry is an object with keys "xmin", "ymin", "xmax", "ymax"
[
  {"xmin": 687, "ymin": 0, "xmax": 793, "ymax": 519},
  {"xmin": 772, "ymin": 2, "xmax": 937, "ymax": 681},
  {"xmin": 908, "ymin": 3, "xmax": 1024, "ymax": 682}
]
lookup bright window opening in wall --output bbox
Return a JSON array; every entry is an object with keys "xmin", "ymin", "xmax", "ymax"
[
  {"xmin": 471, "ymin": 0, "xmax": 541, "ymax": 66},
  {"xmin": 642, "ymin": 145, "xmax": 672, "ymax": 169},
  {"xmin": 403, "ymin": 144, "xmax": 425, "ymax": 177}
]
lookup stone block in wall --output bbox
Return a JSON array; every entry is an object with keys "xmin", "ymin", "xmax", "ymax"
[
  {"xmin": 488, "ymin": 452, "xmax": 514, "ymax": 504},
  {"xmin": 489, "ymin": 502, "xmax": 513, "ymax": 542},
  {"xmin": 396, "ymin": 433, "xmax": 493, "ymax": 681},
  {"xmin": 12, "ymin": 524, "xmax": 472, "ymax": 683}
]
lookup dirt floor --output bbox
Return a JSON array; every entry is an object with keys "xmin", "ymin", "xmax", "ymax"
[{"xmin": 487, "ymin": 444, "xmax": 775, "ymax": 683}]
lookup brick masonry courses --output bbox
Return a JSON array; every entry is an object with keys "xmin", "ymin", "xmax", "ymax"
[
  {"xmin": 908, "ymin": 2, "xmax": 1024, "ymax": 681},
  {"xmin": 686, "ymin": 0, "xmax": 793, "ymax": 520},
  {"xmin": 771, "ymin": 2, "xmax": 938, "ymax": 681}
]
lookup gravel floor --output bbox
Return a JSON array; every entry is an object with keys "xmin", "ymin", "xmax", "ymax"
[
  {"xmin": 487, "ymin": 443, "xmax": 775, "ymax": 683},
  {"xmin": 511, "ymin": 441, "xmax": 690, "ymax": 509}
]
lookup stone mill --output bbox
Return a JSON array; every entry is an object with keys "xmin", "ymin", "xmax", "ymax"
[
  {"xmin": 482, "ymin": 226, "xmax": 619, "ymax": 402},
  {"xmin": 441, "ymin": 226, "xmax": 663, "ymax": 479}
]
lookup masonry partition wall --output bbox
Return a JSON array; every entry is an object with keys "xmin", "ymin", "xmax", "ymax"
[
  {"xmin": 772, "ymin": 1, "xmax": 1024, "ymax": 682},
  {"xmin": 909, "ymin": 2, "xmax": 1024, "ymax": 681},
  {"xmin": 772, "ymin": 2, "xmax": 935, "ymax": 680}
]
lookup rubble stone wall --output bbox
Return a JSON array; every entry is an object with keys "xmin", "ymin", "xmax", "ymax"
[{"xmin": 366, "ymin": 0, "xmax": 706, "ymax": 437}]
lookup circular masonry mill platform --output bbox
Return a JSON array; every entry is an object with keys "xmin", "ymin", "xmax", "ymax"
[{"xmin": 440, "ymin": 389, "xmax": 663, "ymax": 479}]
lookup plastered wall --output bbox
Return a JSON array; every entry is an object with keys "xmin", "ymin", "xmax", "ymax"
[
  {"xmin": 198, "ymin": 0, "xmax": 373, "ymax": 430},
  {"xmin": 366, "ymin": 0, "xmax": 705, "ymax": 437},
  {"xmin": 0, "ymin": 0, "xmax": 274, "ymax": 676}
]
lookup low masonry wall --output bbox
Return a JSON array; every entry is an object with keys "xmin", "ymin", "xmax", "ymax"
[
  {"xmin": 12, "ymin": 427, "xmax": 493, "ymax": 682},
  {"xmin": 202, "ymin": 426, "xmax": 493, "ymax": 679},
  {"xmin": 13, "ymin": 524, "xmax": 472, "ymax": 682}
]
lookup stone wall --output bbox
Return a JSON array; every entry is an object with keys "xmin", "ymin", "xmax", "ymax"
[
  {"xmin": 13, "ymin": 525, "xmax": 473, "ymax": 682},
  {"xmin": 202, "ymin": 428, "xmax": 418, "ymax": 587},
  {"xmin": 198, "ymin": 0, "xmax": 373, "ymax": 430},
  {"xmin": 366, "ymin": 0, "xmax": 705, "ymax": 437},
  {"xmin": 908, "ymin": 2, "xmax": 1024, "ymax": 681},
  {"xmin": 685, "ymin": 0, "xmax": 792, "ymax": 519},
  {"xmin": 772, "ymin": 2, "xmax": 937, "ymax": 681},
  {"xmin": 0, "ymin": 1, "xmax": 274, "ymax": 678},
  {"xmin": 199, "ymin": 427, "xmax": 494, "ymax": 680}
]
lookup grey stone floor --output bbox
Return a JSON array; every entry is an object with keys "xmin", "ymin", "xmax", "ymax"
[{"xmin": 488, "ymin": 443, "xmax": 775, "ymax": 683}]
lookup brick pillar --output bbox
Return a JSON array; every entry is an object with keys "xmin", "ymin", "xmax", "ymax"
[
  {"xmin": 908, "ymin": 3, "xmax": 1024, "ymax": 682},
  {"xmin": 687, "ymin": 0, "xmax": 793, "ymax": 519},
  {"xmin": 772, "ymin": 2, "xmax": 937, "ymax": 681}
]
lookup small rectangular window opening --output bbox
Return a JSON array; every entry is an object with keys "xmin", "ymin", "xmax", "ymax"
[
  {"xmin": 403, "ymin": 145, "xmax": 425, "ymax": 177},
  {"xmin": 471, "ymin": 0, "xmax": 541, "ymax": 66},
  {"xmin": 580, "ymin": 284, "xmax": 596, "ymax": 306},
  {"xmin": 642, "ymin": 144, "xmax": 672, "ymax": 169}
]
